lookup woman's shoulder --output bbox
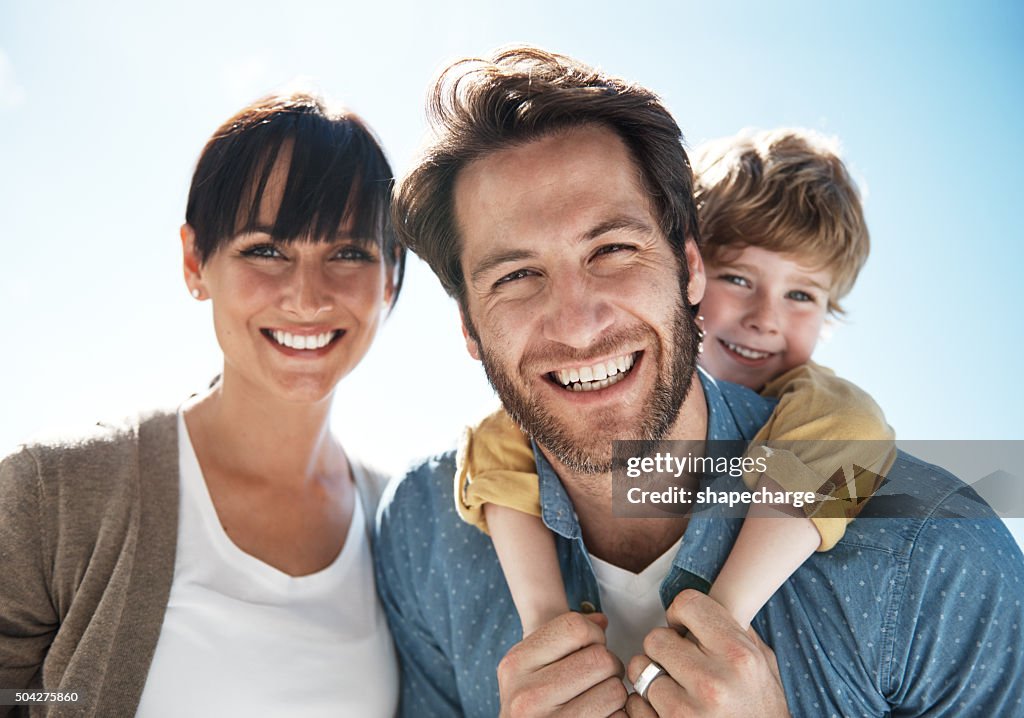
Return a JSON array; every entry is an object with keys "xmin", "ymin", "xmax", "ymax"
[
  {"xmin": 348, "ymin": 456, "xmax": 391, "ymax": 517},
  {"xmin": 1, "ymin": 408, "xmax": 178, "ymax": 499}
]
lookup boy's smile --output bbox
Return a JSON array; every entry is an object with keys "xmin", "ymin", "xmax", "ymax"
[{"xmin": 699, "ymin": 246, "xmax": 832, "ymax": 390}]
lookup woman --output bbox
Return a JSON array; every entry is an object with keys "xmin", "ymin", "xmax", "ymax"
[{"xmin": 0, "ymin": 92, "xmax": 405, "ymax": 716}]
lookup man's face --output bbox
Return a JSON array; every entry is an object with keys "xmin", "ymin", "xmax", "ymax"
[{"xmin": 454, "ymin": 125, "xmax": 706, "ymax": 473}]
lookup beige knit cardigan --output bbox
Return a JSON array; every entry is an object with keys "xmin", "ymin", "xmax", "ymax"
[{"xmin": 0, "ymin": 409, "xmax": 385, "ymax": 717}]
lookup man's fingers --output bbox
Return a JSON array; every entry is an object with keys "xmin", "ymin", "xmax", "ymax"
[
  {"xmin": 626, "ymin": 651, "xmax": 695, "ymax": 716},
  {"xmin": 748, "ymin": 625, "xmax": 784, "ymax": 682},
  {"xmin": 625, "ymin": 693, "xmax": 659, "ymax": 718},
  {"xmin": 554, "ymin": 675, "xmax": 628, "ymax": 717},
  {"xmin": 502, "ymin": 611, "xmax": 608, "ymax": 674},
  {"xmin": 665, "ymin": 589, "xmax": 757, "ymax": 657},
  {"xmin": 506, "ymin": 642, "xmax": 624, "ymax": 711}
]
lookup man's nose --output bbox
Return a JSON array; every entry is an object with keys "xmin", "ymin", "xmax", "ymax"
[
  {"xmin": 540, "ymin": 276, "xmax": 614, "ymax": 349},
  {"xmin": 282, "ymin": 261, "xmax": 335, "ymax": 319},
  {"xmin": 740, "ymin": 290, "xmax": 780, "ymax": 334}
]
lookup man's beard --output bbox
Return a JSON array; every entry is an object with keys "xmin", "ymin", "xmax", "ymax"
[{"xmin": 473, "ymin": 295, "xmax": 701, "ymax": 475}]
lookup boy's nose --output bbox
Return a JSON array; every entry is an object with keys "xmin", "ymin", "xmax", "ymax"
[{"xmin": 741, "ymin": 292, "xmax": 780, "ymax": 334}]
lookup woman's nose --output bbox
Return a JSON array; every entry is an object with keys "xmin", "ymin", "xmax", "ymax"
[{"xmin": 282, "ymin": 262, "xmax": 335, "ymax": 319}]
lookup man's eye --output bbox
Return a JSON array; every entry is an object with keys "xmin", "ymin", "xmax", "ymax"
[
  {"xmin": 493, "ymin": 268, "xmax": 535, "ymax": 288},
  {"xmin": 240, "ymin": 244, "xmax": 283, "ymax": 259},
  {"xmin": 594, "ymin": 243, "xmax": 633, "ymax": 257}
]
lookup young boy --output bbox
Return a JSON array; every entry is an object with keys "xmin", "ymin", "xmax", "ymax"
[{"xmin": 456, "ymin": 128, "xmax": 895, "ymax": 638}]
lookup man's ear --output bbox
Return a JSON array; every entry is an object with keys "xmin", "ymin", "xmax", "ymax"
[
  {"xmin": 181, "ymin": 224, "xmax": 205, "ymax": 299},
  {"xmin": 683, "ymin": 237, "xmax": 706, "ymax": 307},
  {"xmin": 459, "ymin": 306, "xmax": 481, "ymax": 361}
]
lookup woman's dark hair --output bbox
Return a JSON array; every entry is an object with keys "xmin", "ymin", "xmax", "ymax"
[{"xmin": 185, "ymin": 92, "xmax": 405, "ymax": 303}]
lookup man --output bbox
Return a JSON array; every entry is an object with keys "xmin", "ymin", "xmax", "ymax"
[{"xmin": 376, "ymin": 46, "xmax": 1024, "ymax": 716}]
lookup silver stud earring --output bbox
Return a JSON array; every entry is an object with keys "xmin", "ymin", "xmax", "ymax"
[
  {"xmin": 696, "ymin": 314, "xmax": 706, "ymax": 354},
  {"xmin": 191, "ymin": 288, "xmax": 201, "ymax": 299}
]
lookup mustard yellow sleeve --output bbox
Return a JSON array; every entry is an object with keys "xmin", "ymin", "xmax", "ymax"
[
  {"xmin": 455, "ymin": 409, "xmax": 542, "ymax": 535},
  {"xmin": 743, "ymin": 362, "xmax": 897, "ymax": 551}
]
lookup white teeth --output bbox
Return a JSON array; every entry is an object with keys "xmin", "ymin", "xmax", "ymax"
[
  {"xmin": 270, "ymin": 330, "xmax": 337, "ymax": 350},
  {"xmin": 554, "ymin": 352, "xmax": 637, "ymax": 392},
  {"xmin": 724, "ymin": 341, "xmax": 771, "ymax": 360}
]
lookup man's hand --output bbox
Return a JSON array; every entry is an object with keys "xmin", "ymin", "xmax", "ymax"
[
  {"xmin": 624, "ymin": 590, "xmax": 790, "ymax": 717},
  {"xmin": 498, "ymin": 611, "xmax": 628, "ymax": 717}
]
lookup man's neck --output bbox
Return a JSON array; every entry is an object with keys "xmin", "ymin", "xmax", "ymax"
[{"xmin": 542, "ymin": 374, "xmax": 709, "ymax": 573}]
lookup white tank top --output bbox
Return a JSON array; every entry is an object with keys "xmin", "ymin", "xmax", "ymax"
[{"xmin": 135, "ymin": 412, "xmax": 398, "ymax": 717}]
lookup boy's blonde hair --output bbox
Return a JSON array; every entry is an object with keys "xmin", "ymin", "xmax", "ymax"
[{"xmin": 693, "ymin": 128, "xmax": 869, "ymax": 314}]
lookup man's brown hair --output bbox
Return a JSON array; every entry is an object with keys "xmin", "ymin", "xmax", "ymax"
[
  {"xmin": 693, "ymin": 128, "xmax": 869, "ymax": 314},
  {"xmin": 393, "ymin": 46, "xmax": 698, "ymax": 308}
]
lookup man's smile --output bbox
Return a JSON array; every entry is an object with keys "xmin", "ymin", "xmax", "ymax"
[{"xmin": 547, "ymin": 351, "xmax": 639, "ymax": 392}]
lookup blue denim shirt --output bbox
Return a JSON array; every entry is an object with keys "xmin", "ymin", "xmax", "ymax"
[{"xmin": 375, "ymin": 373, "xmax": 1024, "ymax": 716}]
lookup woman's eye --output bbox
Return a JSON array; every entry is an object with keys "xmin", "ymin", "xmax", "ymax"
[
  {"xmin": 241, "ymin": 244, "xmax": 283, "ymax": 259},
  {"xmin": 334, "ymin": 246, "xmax": 376, "ymax": 262}
]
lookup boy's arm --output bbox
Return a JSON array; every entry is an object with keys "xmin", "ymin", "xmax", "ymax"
[
  {"xmin": 746, "ymin": 361, "xmax": 896, "ymax": 550},
  {"xmin": 485, "ymin": 504, "xmax": 569, "ymax": 635},
  {"xmin": 457, "ymin": 409, "xmax": 569, "ymax": 635},
  {"xmin": 709, "ymin": 363, "xmax": 896, "ymax": 627}
]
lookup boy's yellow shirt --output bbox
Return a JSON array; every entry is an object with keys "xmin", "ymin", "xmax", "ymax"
[{"xmin": 456, "ymin": 362, "xmax": 896, "ymax": 551}]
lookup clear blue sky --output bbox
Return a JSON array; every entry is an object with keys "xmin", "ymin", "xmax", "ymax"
[{"xmin": 2, "ymin": 0, "xmax": 1022, "ymax": 481}]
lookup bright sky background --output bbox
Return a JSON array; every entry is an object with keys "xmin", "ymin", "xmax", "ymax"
[{"xmin": 2, "ymin": 0, "xmax": 1022, "ymax": 543}]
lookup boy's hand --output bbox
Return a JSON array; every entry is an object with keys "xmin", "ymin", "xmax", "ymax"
[
  {"xmin": 625, "ymin": 590, "xmax": 790, "ymax": 717},
  {"xmin": 498, "ymin": 611, "xmax": 628, "ymax": 717}
]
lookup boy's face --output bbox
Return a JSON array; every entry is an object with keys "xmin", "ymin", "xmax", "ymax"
[{"xmin": 699, "ymin": 246, "xmax": 832, "ymax": 391}]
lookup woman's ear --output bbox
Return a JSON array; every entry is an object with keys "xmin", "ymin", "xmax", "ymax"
[{"xmin": 181, "ymin": 224, "xmax": 205, "ymax": 299}]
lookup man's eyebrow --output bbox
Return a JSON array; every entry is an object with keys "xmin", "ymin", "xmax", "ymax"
[
  {"xmin": 582, "ymin": 216, "xmax": 654, "ymax": 241},
  {"xmin": 470, "ymin": 249, "xmax": 537, "ymax": 285}
]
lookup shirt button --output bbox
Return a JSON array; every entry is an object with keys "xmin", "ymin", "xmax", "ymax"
[{"xmin": 580, "ymin": 601, "xmax": 597, "ymax": 614}]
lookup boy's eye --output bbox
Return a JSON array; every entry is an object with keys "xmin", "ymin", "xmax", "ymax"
[
  {"xmin": 240, "ymin": 243, "xmax": 283, "ymax": 259},
  {"xmin": 719, "ymin": 274, "xmax": 750, "ymax": 288},
  {"xmin": 786, "ymin": 289, "xmax": 815, "ymax": 302}
]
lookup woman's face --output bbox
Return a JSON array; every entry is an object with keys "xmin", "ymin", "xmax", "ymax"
[{"xmin": 183, "ymin": 163, "xmax": 392, "ymax": 405}]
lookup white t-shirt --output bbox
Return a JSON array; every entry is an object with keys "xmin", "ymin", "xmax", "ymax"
[
  {"xmin": 136, "ymin": 412, "xmax": 397, "ymax": 717},
  {"xmin": 589, "ymin": 538, "xmax": 682, "ymax": 670}
]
